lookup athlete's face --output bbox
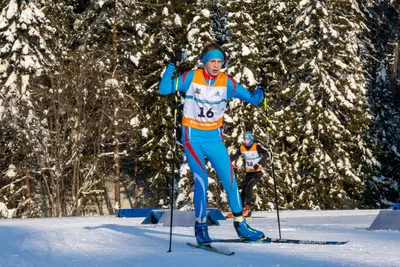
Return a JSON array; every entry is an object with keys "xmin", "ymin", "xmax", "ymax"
[
  {"xmin": 204, "ymin": 59, "xmax": 223, "ymax": 77},
  {"xmin": 243, "ymin": 138, "xmax": 251, "ymax": 146}
]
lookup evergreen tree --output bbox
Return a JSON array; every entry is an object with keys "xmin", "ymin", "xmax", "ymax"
[
  {"xmin": 0, "ymin": 0, "xmax": 55, "ymax": 217},
  {"xmin": 138, "ymin": 0, "xmax": 193, "ymax": 208},
  {"xmin": 249, "ymin": 0, "xmax": 295, "ymax": 210},
  {"xmin": 271, "ymin": 0, "xmax": 376, "ymax": 209},
  {"xmin": 185, "ymin": 0, "xmax": 216, "ymax": 66},
  {"xmin": 362, "ymin": 0, "xmax": 400, "ymax": 207},
  {"xmin": 217, "ymin": 0, "xmax": 270, "ymax": 210},
  {"xmin": 210, "ymin": 0, "xmax": 230, "ymax": 45}
]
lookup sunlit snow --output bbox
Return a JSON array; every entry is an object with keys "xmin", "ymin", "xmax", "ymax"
[{"xmin": 0, "ymin": 210, "xmax": 399, "ymax": 266}]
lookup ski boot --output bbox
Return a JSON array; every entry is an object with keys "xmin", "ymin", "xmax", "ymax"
[
  {"xmin": 234, "ymin": 217, "xmax": 265, "ymax": 241},
  {"xmin": 194, "ymin": 222, "xmax": 212, "ymax": 245}
]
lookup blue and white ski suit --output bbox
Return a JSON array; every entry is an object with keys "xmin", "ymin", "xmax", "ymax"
[{"xmin": 159, "ymin": 63, "xmax": 263, "ymax": 222}]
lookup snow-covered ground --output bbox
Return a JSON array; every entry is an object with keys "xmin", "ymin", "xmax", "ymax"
[{"xmin": 0, "ymin": 209, "xmax": 399, "ymax": 267}]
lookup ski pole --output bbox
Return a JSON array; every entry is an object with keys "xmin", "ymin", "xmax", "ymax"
[
  {"xmin": 167, "ymin": 46, "xmax": 188, "ymax": 252},
  {"xmin": 260, "ymin": 65, "xmax": 282, "ymax": 239},
  {"xmin": 167, "ymin": 74, "xmax": 179, "ymax": 253}
]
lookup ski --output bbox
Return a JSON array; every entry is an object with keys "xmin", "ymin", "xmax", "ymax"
[
  {"xmin": 210, "ymin": 237, "xmax": 348, "ymax": 245},
  {"xmin": 186, "ymin": 242, "xmax": 235, "ymax": 256},
  {"xmin": 225, "ymin": 216, "xmax": 262, "ymax": 219}
]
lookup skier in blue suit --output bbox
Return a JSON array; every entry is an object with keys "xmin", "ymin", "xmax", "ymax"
[{"xmin": 159, "ymin": 42, "xmax": 269, "ymax": 245}]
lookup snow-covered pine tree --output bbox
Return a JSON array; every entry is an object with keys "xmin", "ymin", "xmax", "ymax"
[
  {"xmin": 0, "ymin": 0, "xmax": 55, "ymax": 217},
  {"xmin": 248, "ymin": 0, "xmax": 295, "ymax": 210},
  {"xmin": 0, "ymin": 164, "xmax": 30, "ymax": 218},
  {"xmin": 216, "ymin": 0, "xmax": 270, "ymax": 210},
  {"xmin": 185, "ymin": 0, "xmax": 216, "ymax": 66},
  {"xmin": 210, "ymin": 0, "xmax": 230, "ymax": 45},
  {"xmin": 221, "ymin": 0, "xmax": 260, "ymax": 84},
  {"xmin": 362, "ymin": 0, "xmax": 400, "ymax": 208},
  {"xmin": 0, "ymin": 0, "xmax": 7, "ymax": 11},
  {"xmin": 137, "ymin": 1, "xmax": 192, "ymax": 208},
  {"xmin": 273, "ymin": 0, "xmax": 376, "ymax": 209}
]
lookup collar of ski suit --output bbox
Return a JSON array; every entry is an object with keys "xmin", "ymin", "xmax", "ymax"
[{"xmin": 202, "ymin": 69, "xmax": 218, "ymax": 80}]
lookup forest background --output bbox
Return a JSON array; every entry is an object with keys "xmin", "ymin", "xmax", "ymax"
[{"xmin": 1, "ymin": 0, "xmax": 399, "ymax": 218}]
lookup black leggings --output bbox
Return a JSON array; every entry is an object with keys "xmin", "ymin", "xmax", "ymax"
[{"xmin": 239, "ymin": 171, "xmax": 263, "ymax": 206}]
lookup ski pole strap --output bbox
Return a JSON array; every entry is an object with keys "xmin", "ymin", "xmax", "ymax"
[
  {"xmin": 172, "ymin": 77, "xmax": 178, "ymax": 152},
  {"xmin": 263, "ymin": 97, "xmax": 271, "ymax": 132},
  {"xmin": 174, "ymin": 77, "xmax": 178, "ymax": 124},
  {"xmin": 260, "ymin": 64, "xmax": 271, "ymax": 132}
]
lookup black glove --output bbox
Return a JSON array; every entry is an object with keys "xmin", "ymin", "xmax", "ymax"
[
  {"xmin": 253, "ymin": 164, "xmax": 260, "ymax": 170},
  {"xmin": 169, "ymin": 50, "xmax": 182, "ymax": 66},
  {"xmin": 258, "ymin": 74, "xmax": 269, "ymax": 88}
]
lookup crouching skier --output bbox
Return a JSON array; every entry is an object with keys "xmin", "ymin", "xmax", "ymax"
[{"xmin": 158, "ymin": 42, "xmax": 266, "ymax": 245}]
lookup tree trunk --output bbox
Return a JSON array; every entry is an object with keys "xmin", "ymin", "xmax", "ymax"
[
  {"xmin": 42, "ymin": 175, "xmax": 54, "ymax": 217},
  {"xmin": 391, "ymin": 41, "xmax": 399, "ymax": 83},
  {"xmin": 24, "ymin": 155, "xmax": 32, "ymax": 213},
  {"xmin": 134, "ymin": 155, "xmax": 139, "ymax": 207},
  {"xmin": 391, "ymin": 3, "xmax": 400, "ymax": 86},
  {"xmin": 112, "ymin": 14, "xmax": 121, "ymax": 210}
]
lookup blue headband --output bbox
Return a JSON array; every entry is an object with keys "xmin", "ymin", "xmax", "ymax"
[{"xmin": 201, "ymin": 50, "xmax": 225, "ymax": 65}]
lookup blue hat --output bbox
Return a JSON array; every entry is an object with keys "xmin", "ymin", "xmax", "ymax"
[{"xmin": 243, "ymin": 131, "xmax": 254, "ymax": 146}]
